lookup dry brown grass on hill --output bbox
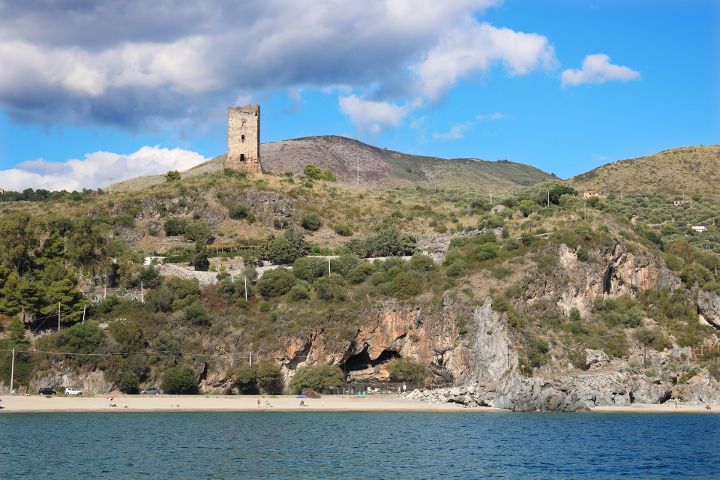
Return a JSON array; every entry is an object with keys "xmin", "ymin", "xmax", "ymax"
[{"xmin": 571, "ymin": 145, "xmax": 720, "ymax": 197}]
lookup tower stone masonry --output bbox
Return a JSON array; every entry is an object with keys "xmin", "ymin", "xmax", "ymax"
[{"xmin": 226, "ymin": 104, "xmax": 262, "ymax": 174}]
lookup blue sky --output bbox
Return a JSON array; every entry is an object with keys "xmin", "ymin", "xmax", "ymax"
[{"xmin": 0, "ymin": 0, "xmax": 717, "ymax": 190}]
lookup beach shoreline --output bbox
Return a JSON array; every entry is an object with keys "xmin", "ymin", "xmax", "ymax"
[{"xmin": 1, "ymin": 394, "xmax": 718, "ymax": 413}]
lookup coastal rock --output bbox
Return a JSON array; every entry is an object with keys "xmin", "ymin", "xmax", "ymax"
[
  {"xmin": 697, "ymin": 290, "xmax": 720, "ymax": 329},
  {"xmin": 671, "ymin": 370, "xmax": 720, "ymax": 403},
  {"xmin": 585, "ymin": 349, "xmax": 609, "ymax": 370}
]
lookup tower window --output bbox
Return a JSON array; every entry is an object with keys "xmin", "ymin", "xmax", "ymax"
[
  {"xmin": 241, "ymin": 135, "xmax": 245, "ymax": 142},
  {"xmin": 240, "ymin": 154, "xmax": 245, "ymax": 162}
]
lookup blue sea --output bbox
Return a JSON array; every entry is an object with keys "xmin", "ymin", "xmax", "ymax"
[{"xmin": 1, "ymin": 412, "xmax": 718, "ymax": 479}]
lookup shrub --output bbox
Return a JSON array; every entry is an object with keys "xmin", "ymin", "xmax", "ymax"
[
  {"xmin": 190, "ymin": 241, "xmax": 209, "ymax": 271},
  {"xmin": 474, "ymin": 243, "xmax": 498, "ymax": 261},
  {"xmin": 117, "ymin": 371, "xmax": 140, "ymax": 394},
  {"xmin": 229, "ymin": 204, "xmax": 250, "ymax": 220},
  {"xmin": 161, "ymin": 366, "xmax": 198, "ymax": 394},
  {"xmin": 288, "ymin": 365, "xmax": 344, "ymax": 393},
  {"xmin": 409, "ymin": 254, "xmax": 435, "ymax": 272},
  {"xmin": 184, "ymin": 301, "xmax": 211, "ymax": 326},
  {"xmin": 264, "ymin": 228, "xmax": 308, "ymax": 264},
  {"xmin": 164, "ymin": 218, "xmax": 187, "ymax": 236},
  {"xmin": 301, "ymin": 213, "xmax": 322, "ymax": 231},
  {"xmin": 634, "ymin": 328, "xmax": 671, "ymax": 351},
  {"xmin": 288, "ymin": 283, "xmax": 310, "ymax": 301},
  {"xmin": 108, "ymin": 319, "xmax": 145, "ymax": 352},
  {"xmin": 386, "ymin": 358, "xmax": 428, "ymax": 382},
  {"xmin": 184, "ymin": 221, "xmax": 213, "ymax": 243},
  {"xmin": 333, "ymin": 224, "xmax": 353, "ymax": 236},
  {"xmin": 330, "ymin": 255, "xmax": 360, "ymax": 277},
  {"xmin": 292, "ymin": 257, "xmax": 327, "ymax": 282},
  {"xmin": 148, "ymin": 277, "xmax": 200, "ymax": 312},
  {"xmin": 527, "ymin": 338, "xmax": 549, "ymax": 368},
  {"xmin": 234, "ymin": 362, "xmax": 283, "ymax": 394},
  {"xmin": 257, "ymin": 268, "xmax": 296, "ymax": 298},
  {"xmin": 384, "ymin": 271, "xmax": 422, "ymax": 300},
  {"xmin": 593, "ymin": 296, "xmax": 642, "ymax": 328},
  {"xmin": 303, "ymin": 164, "xmax": 336, "ymax": 181},
  {"xmin": 344, "ymin": 228, "xmax": 416, "ymax": 258},
  {"xmin": 347, "ymin": 262, "xmax": 375, "ymax": 284},
  {"xmin": 165, "ymin": 170, "xmax": 181, "ymax": 182},
  {"xmin": 576, "ymin": 247, "xmax": 590, "ymax": 262},
  {"xmin": 314, "ymin": 274, "xmax": 346, "ymax": 301},
  {"xmin": 55, "ymin": 322, "xmax": 106, "ymax": 365}
]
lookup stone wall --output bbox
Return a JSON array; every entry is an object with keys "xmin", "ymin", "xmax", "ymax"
[{"xmin": 226, "ymin": 104, "xmax": 261, "ymax": 174}]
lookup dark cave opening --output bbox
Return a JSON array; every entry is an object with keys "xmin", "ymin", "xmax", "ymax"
[
  {"xmin": 602, "ymin": 266, "xmax": 614, "ymax": 294},
  {"xmin": 344, "ymin": 347, "xmax": 400, "ymax": 372}
]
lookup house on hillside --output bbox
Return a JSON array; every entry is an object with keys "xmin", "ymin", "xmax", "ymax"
[
  {"xmin": 673, "ymin": 200, "xmax": 690, "ymax": 206},
  {"xmin": 691, "ymin": 225, "xmax": 708, "ymax": 233},
  {"xmin": 583, "ymin": 191, "xmax": 605, "ymax": 199},
  {"xmin": 0, "ymin": 187, "xmax": 5, "ymax": 194}
]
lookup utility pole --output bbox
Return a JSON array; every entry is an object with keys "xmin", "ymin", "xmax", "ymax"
[
  {"xmin": 328, "ymin": 258, "xmax": 331, "ymax": 276},
  {"xmin": 57, "ymin": 302, "xmax": 61, "ymax": 332},
  {"xmin": 547, "ymin": 190, "xmax": 550, "ymax": 208},
  {"xmin": 140, "ymin": 281, "xmax": 145, "ymax": 304},
  {"xmin": 82, "ymin": 305, "xmax": 87, "ymax": 324},
  {"xmin": 9, "ymin": 347, "xmax": 15, "ymax": 394},
  {"xmin": 244, "ymin": 275, "xmax": 248, "ymax": 301}
]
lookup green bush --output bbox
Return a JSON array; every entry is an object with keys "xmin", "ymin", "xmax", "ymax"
[
  {"xmin": 288, "ymin": 283, "xmax": 310, "ymax": 301},
  {"xmin": 108, "ymin": 319, "xmax": 145, "ymax": 352},
  {"xmin": 314, "ymin": 274, "xmax": 346, "ymax": 301},
  {"xmin": 183, "ymin": 221, "xmax": 213, "ymax": 243},
  {"xmin": 593, "ymin": 296, "xmax": 642, "ymax": 328},
  {"xmin": 527, "ymin": 338, "xmax": 549, "ymax": 368},
  {"xmin": 384, "ymin": 271, "xmax": 421, "ymax": 300},
  {"xmin": 301, "ymin": 213, "xmax": 322, "ymax": 231},
  {"xmin": 303, "ymin": 164, "xmax": 336, "ymax": 181},
  {"xmin": 148, "ymin": 277, "xmax": 200, "ymax": 312},
  {"xmin": 234, "ymin": 362, "xmax": 283, "ymax": 394},
  {"xmin": 257, "ymin": 268, "xmax": 296, "ymax": 298},
  {"xmin": 347, "ymin": 262, "xmax": 375, "ymax": 284},
  {"xmin": 333, "ymin": 224, "xmax": 353, "ymax": 236},
  {"xmin": 164, "ymin": 218, "xmax": 188, "ymax": 236},
  {"xmin": 386, "ymin": 358, "xmax": 428, "ymax": 382},
  {"xmin": 190, "ymin": 241, "xmax": 209, "ymax": 271},
  {"xmin": 634, "ymin": 328, "xmax": 671, "ymax": 351},
  {"xmin": 56, "ymin": 322, "xmax": 106, "ymax": 365},
  {"xmin": 161, "ymin": 366, "xmax": 198, "ymax": 394},
  {"xmin": 330, "ymin": 255, "xmax": 360, "ymax": 277},
  {"xmin": 229, "ymin": 203, "xmax": 250, "ymax": 220},
  {"xmin": 117, "ymin": 371, "xmax": 140, "ymax": 394},
  {"xmin": 264, "ymin": 228, "xmax": 308, "ymax": 264},
  {"xmin": 409, "ymin": 254, "xmax": 435, "ymax": 272},
  {"xmin": 165, "ymin": 170, "xmax": 181, "ymax": 182},
  {"xmin": 344, "ymin": 228, "xmax": 416, "ymax": 258},
  {"xmin": 184, "ymin": 301, "xmax": 211, "ymax": 326},
  {"xmin": 288, "ymin": 365, "xmax": 344, "ymax": 393},
  {"xmin": 292, "ymin": 257, "xmax": 327, "ymax": 282}
]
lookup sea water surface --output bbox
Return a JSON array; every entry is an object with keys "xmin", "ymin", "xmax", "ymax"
[{"xmin": 1, "ymin": 412, "xmax": 718, "ymax": 479}]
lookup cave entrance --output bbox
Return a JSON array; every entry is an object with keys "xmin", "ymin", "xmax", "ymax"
[
  {"xmin": 344, "ymin": 347, "xmax": 400, "ymax": 372},
  {"xmin": 602, "ymin": 266, "xmax": 614, "ymax": 294}
]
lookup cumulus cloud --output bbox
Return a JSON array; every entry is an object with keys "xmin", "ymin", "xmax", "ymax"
[
  {"xmin": 0, "ymin": 146, "xmax": 207, "ymax": 191},
  {"xmin": 561, "ymin": 54, "xmax": 640, "ymax": 87},
  {"xmin": 414, "ymin": 22, "xmax": 556, "ymax": 100},
  {"xmin": 339, "ymin": 95, "xmax": 415, "ymax": 135},
  {"xmin": 432, "ymin": 112, "xmax": 505, "ymax": 141},
  {"xmin": 0, "ymin": 0, "xmax": 557, "ymax": 133}
]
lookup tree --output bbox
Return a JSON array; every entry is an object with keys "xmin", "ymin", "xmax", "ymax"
[
  {"xmin": 264, "ymin": 228, "xmax": 308, "ymax": 264},
  {"xmin": 41, "ymin": 278, "xmax": 85, "ymax": 324},
  {"xmin": 301, "ymin": 212, "xmax": 322, "ymax": 231},
  {"xmin": 190, "ymin": 241, "xmax": 210, "ymax": 271},
  {"xmin": 184, "ymin": 221, "xmax": 213, "ymax": 243},
  {"xmin": 257, "ymin": 268, "xmax": 296, "ymax": 298},
  {"xmin": 288, "ymin": 365, "xmax": 344, "ymax": 393},
  {"xmin": 386, "ymin": 358, "xmax": 428, "ymax": 382},
  {"xmin": 229, "ymin": 204, "xmax": 250, "ymax": 220},
  {"xmin": 161, "ymin": 366, "xmax": 199, "ymax": 394},
  {"xmin": 314, "ymin": 274, "xmax": 345, "ymax": 301},
  {"xmin": 184, "ymin": 301, "xmax": 211, "ymax": 326},
  {"xmin": 55, "ymin": 322, "xmax": 107, "ymax": 366},
  {"xmin": 108, "ymin": 319, "xmax": 146, "ymax": 353},
  {"xmin": 292, "ymin": 257, "xmax": 327, "ymax": 282},
  {"xmin": 0, "ymin": 213, "xmax": 40, "ymax": 274},
  {"xmin": 164, "ymin": 218, "xmax": 188, "ymax": 236},
  {"xmin": 165, "ymin": 170, "xmax": 181, "ymax": 182}
]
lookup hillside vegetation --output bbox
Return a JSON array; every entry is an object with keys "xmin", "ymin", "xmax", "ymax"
[
  {"xmin": 571, "ymin": 145, "xmax": 720, "ymax": 197},
  {"xmin": 112, "ymin": 135, "xmax": 555, "ymax": 193}
]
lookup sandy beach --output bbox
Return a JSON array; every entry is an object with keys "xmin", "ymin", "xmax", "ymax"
[
  {"xmin": 1, "ymin": 394, "xmax": 718, "ymax": 413},
  {"xmin": 0, "ymin": 394, "xmax": 497, "ymax": 413}
]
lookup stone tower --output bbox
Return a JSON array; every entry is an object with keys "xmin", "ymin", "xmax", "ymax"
[{"xmin": 226, "ymin": 104, "xmax": 261, "ymax": 174}]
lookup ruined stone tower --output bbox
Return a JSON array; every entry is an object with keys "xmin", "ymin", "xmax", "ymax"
[{"xmin": 226, "ymin": 104, "xmax": 262, "ymax": 174}]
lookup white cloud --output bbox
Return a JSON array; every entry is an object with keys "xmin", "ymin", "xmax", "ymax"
[
  {"xmin": 432, "ymin": 112, "xmax": 505, "ymax": 141},
  {"xmin": 0, "ymin": 146, "xmax": 207, "ymax": 191},
  {"xmin": 0, "ymin": 0, "xmax": 556, "ymax": 132},
  {"xmin": 561, "ymin": 54, "xmax": 640, "ymax": 87},
  {"xmin": 413, "ymin": 22, "xmax": 556, "ymax": 100},
  {"xmin": 339, "ymin": 95, "xmax": 415, "ymax": 135}
]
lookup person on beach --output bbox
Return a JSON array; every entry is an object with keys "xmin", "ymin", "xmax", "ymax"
[{"xmin": 257, "ymin": 397, "xmax": 261, "ymax": 408}]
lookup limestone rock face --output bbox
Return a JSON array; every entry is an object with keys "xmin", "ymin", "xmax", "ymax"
[
  {"xmin": 469, "ymin": 300, "xmax": 516, "ymax": 383},
  {"xmin": 698, "ymin": 290, "xmax": 720, "ymax": 328},
  {"xmin": 279, "ymin": 299, "xmax": 475, "ymax": 384},
  {"xmin": 671, "ymin": 371, "xmax": 720, "ymax": 403}
]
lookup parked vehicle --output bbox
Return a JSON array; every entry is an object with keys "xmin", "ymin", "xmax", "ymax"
[
  {"xmin": 39, "ymin": 387, "xmax": 56, "ymax": 395},
  {"xmin": 64, "ymin": 388, "xmax": 82, "ymax": 396},
  {"xmin": 140, "ymin": 387, "xmax": 160, "ymax": 396}
]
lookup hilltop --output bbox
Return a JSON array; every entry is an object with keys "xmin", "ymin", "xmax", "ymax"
[
  {"xmin": 112, "ymin": 135, "xmax": 555, "ymax": 193},
  {"xmin": 571, "ymin": 145, "xmax": 720, "ymax": 197}
]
